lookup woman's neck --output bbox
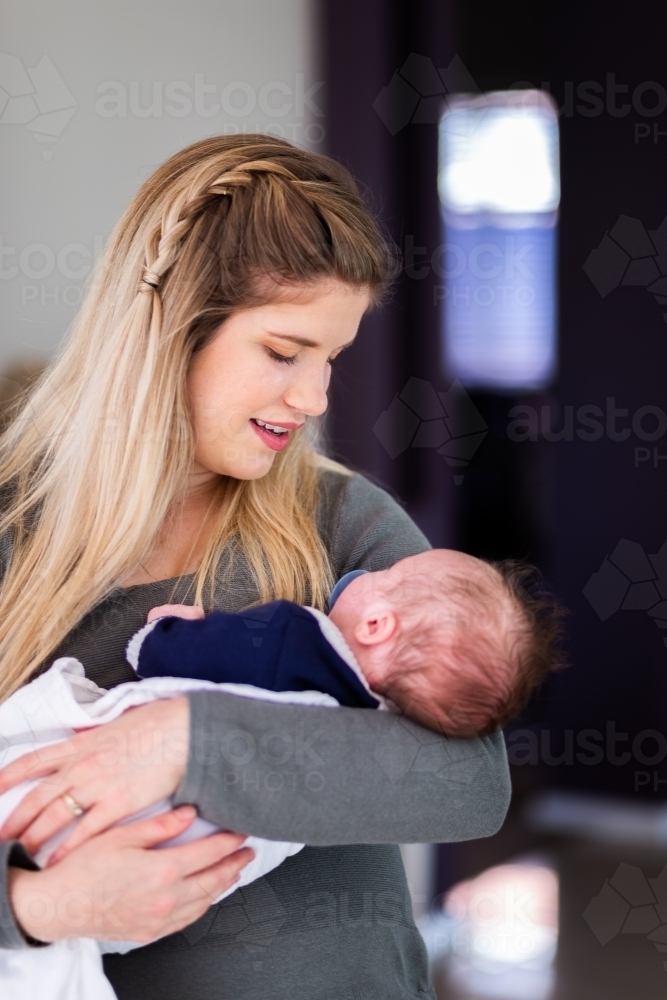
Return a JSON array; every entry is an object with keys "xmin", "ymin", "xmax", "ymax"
[{"xmin": 119, "ymin": 477, "xmax": 224, "ymax": 587}]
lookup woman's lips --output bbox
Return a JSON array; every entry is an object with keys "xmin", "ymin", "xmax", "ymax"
[{"xmin": 250, "ymin": 418, "xmax": 301, "ymax": 452}]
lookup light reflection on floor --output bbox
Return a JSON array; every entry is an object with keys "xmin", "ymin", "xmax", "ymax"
[
  {"xmin": 428, "ymin": 843, "xmax": 667, "ymax": 1000},
  {"xmin": 424, "ymin": 856, "xmax": 558, "ymax": 1000}
]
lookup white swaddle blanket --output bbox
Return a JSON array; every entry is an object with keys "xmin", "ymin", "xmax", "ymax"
[{"xmin": 0, "ymin": 657, "xmax": 338, "ymax": 1000}]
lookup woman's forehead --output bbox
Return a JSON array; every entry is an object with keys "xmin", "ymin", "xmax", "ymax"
[
  {"xmin": 253, "ymin": 275, "xmax": 369, "ymax": 306},
  {"xmin": 220, "ymin": 282, "xmax": 370, "ymax": 347}
]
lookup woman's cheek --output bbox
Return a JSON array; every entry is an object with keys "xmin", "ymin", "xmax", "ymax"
[
  {"xmin": 199, "ymin": 375, "xmax": 271, "ymax": 442},
  {"xmin": 225, "ymin": 405, "xmax": 255, "ymax": 438},
  {"xmin": 228, "ymin": 357, "xmax": 289, "ymax": 414},
  {"xmin": 194, "ymin": 402, "xmax": 223, "ymax": 445}
]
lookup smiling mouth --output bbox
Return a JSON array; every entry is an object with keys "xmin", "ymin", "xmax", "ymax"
[
  {"xmin": 250, "ymin": 418, "xmax": 301, "ymax": 452},
  {"xmin": 252, "ymin": 418, "xmax": 290, "ymax": 437}
]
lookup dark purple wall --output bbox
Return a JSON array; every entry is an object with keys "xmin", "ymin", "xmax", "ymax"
[
  {"xmin": 321, "ymin": 0, "xmax": 456, "ymax": 546},
  {"xmin": 540, "ymin": 0, "xmax": 667, "ymax": 795},
  {"xmin": 323, "ymin": 0, "xmax": 667, "ymax": 799}
]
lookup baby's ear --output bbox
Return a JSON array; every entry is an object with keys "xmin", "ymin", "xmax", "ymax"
[{"xmin": 354, "ymin": 609, "xmax": 397, "ymax": 646}]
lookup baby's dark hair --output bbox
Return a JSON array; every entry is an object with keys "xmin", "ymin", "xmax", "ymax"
[
  {"xmin": 382, "ymin": 554, "xmax": 565, "ymax": 738},
  {"xmin": 482, "ymin": 559, "xmax": 566, "ymax": 732}
]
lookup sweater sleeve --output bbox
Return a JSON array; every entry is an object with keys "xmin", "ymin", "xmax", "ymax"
[
  {"xmin": 0, "ymin": 841, "xmax": 43, "ymax": 950},
  {"xmin": 175, "ymin": 692, "xmax": 510, "ymax": 844},
  {"xmin": 174, "ymin": 472, "xmax": 511, "ymax": 844}
]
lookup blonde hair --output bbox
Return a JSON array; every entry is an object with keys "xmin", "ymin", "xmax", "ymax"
[{"xmin": 0, "ymin": 135, "xmax": 396, "ymax": 702}]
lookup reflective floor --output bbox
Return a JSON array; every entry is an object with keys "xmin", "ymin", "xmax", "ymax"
[{"xmin": 429, "ymin": 842, "xmax": 667, "ymax": 1000}]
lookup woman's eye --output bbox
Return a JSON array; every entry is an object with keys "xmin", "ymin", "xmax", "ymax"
[{"xmin": 266, "ymin": 347, "xmax": 298, "ymax": 366}]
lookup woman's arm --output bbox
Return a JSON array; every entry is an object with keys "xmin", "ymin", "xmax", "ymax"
[
  {"xmin": 0, "ymin": 470, "xmax": 510, "ymax": 942},
  {"xmin": 174, "ymin": 690, "xmax": 510, "ymax": 844},
  {"xmin": 192, "ymin": 469, "xmax": 507, "ymax": 844},
  {"xmin": 0, "ymin": 686, "xmax": 509, "ymax": 853},
  {"xmin": 0, "ymin": 699, "xmax": 508, "ymax": 950},
  {"xmin": 175, "ymin": 473, "xmax": 511, "ymax": 844}
]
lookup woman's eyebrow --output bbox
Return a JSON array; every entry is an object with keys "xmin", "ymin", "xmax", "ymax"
[
  {"xmin": 267, "ymin": 332, "xmax": 355, "ymax": 350},
  {"xmin": 267, "ymin": 333, "xmax": 319, "ymax": 348}
]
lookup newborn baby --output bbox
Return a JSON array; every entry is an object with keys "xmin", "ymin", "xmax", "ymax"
[{"xmin": 132, "ymin": 549, "xmax": 558, "ymax": 737}]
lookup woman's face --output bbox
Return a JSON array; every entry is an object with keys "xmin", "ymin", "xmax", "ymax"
[{"xmin": 187, "ymin": 278, "xmax": 371, "ymax": 483}]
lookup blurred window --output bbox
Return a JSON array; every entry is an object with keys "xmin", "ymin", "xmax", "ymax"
[{"xmin": 439, "ymin": 91, "xmax": 560, "ymax": 390}]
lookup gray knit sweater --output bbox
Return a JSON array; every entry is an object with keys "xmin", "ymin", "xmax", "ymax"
[{"xmin": 0, "ymin": 471, "xmax": 511, "ymax": 1000}]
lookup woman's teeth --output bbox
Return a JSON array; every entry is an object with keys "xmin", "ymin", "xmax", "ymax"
[{"xmin": 254, "ymin": 419, "xmax": 288, "ymax": 435}]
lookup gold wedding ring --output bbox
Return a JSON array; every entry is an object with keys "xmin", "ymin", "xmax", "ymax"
[{"xmin": 62, "ymin": 792, "xmax": 85, "ymax": 817}]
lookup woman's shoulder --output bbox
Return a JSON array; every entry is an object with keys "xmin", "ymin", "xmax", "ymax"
[
  {"xmin": 316, "ymin": 460, "xmax": 406, "ymax": 522},
  {"xmin": 315, "ymin": 458, "xmax": 431, "ymax": 576}
]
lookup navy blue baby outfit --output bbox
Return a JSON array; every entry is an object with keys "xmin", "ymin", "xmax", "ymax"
[{"xmin": 136, "ymin": 599, "xmax": 380, "ymax": 709}]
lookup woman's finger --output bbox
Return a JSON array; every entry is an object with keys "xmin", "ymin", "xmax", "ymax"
[
  {"xmin": 0, "ymin": 772, "xmax": 74, "ymax": 840},
  {"xmin": 157, "ymin": 832, "xmax": 250, "ymax": 879},
  {"xmin": 111, "ymin": 805, "xmax": 199, "ymax": 850},
  {"xmin": 19, "ymin": 795, "xmax": 87, "ymax": 855},
  {"xmin": 46, "ymin": 800, "xmax": 131, "ymax": 863},
  {"xmin": 183, "ymin": 846, "xmax": 255, "ymax": 899},
  {"xmin": 157, "ymin": 850, "xmax": 253, "ymax": 937},
  {"xmin": 0, "ymin": 741, "xmax": 78, "ymax": 793}
]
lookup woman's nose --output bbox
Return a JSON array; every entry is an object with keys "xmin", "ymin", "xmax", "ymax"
[{"xmin": 283, "ymin": 366, "xmax": 330, "ymax": 417}]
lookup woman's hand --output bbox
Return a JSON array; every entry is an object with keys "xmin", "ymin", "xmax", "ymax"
[
  {"xmin": 8, "ymin": 806, "xmax": 254, "ymax": 944},
  {"xmin": 0, "ymin": 696, "xmax": 190, "ymax": 861}
]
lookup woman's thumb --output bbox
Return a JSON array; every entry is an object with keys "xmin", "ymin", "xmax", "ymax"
[{"xmin": 124, "ymin": 805, "xmax": 197, "ymax": 848}]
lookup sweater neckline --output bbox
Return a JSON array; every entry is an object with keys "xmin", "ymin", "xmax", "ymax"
[{"xmin": 115, "ymin": 571, "xmax": 197, "ymax": 594}]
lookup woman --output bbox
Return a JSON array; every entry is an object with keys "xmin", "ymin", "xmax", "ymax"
[{"xmin": 0, "ymin": 137, "xmax": 510, "ymax": 999}]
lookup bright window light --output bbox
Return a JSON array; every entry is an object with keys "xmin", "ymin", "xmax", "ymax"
[
  {"xmin": 440, "ymin": 99, "xmax": 560, "ymax": 215},
  {"xmin": 439, "ymin": 91, "xmax": 560, "ymax": 391}
]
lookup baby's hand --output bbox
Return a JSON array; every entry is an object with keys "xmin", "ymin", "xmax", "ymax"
[{"xmin": 147, "ymin": 604, "xmax": 205, "ymax": 623}]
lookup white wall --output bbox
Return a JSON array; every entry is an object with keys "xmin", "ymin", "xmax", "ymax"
[
  {"xmin": 401, "ymin": 843, "xmax": 438, "ymax": 923},
  {"xmin": 0, "ymin": 0, "xmax": 321, "ymax": 371}
]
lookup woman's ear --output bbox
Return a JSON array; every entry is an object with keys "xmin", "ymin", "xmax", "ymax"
[{"xmin": 354, "ymin": 608, "xmax": 397, "ymax": 646}]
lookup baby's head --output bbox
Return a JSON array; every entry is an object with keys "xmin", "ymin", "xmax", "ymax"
[{"xmin": 329, "ymin": 550, "xmax": 562, "ymax": 737}]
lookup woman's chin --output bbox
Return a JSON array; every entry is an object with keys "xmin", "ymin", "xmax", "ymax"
[{"xmin": 218, "ymin": 450, "xmax": 276, "ymax": 480}]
